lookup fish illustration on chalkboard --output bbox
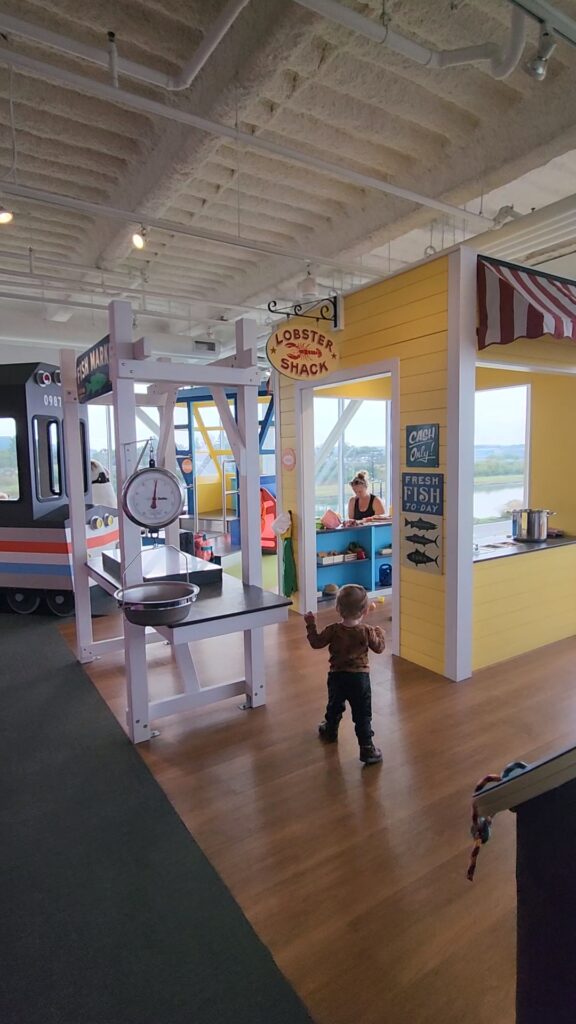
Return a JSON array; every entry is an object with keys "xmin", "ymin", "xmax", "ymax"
[
  {"xmin": 405, "ymin": 533, "xmax": 438, "ymax": 548},
  {"xmin": 406, "ymin": 549, "xmax": 439, "ymax": 568},
  {"xmin": 404, "ymin": 517, "xmax": 437, "ymax": 531}
]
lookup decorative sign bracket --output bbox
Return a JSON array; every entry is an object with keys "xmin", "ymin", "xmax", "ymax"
[{"xmin": 267, "ymin": 294, "xmax": 341, "ymax": 330}]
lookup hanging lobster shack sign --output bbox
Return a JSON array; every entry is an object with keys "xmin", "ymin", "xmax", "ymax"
[
  {"xmin": 76, "ymin": 335, "xmax": 112, "ymax": 404},
  {"xmin": 267, "ymin": 324, "xmax": 339, "ymax": 380}
]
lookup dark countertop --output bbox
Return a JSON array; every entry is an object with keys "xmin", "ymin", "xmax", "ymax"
[
  {"xmin": 473, "ymin": 535, "xmax": 576, "ymax": 563},
  {"xmin": 171, "ymin": 574, "xmax": 292, "ymax": 627},
  {"xmin": 317, "ymin": 520, "xmax": 392, "ymax": 536}
]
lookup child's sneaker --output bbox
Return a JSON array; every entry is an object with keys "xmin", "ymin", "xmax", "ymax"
[
  {"xmin": 318, "ymin": 721, "xmax": 338, "ymax": 742},
  {"xmin": 359, "ymin": 744, "xmax": 383, "ymax": 765}
]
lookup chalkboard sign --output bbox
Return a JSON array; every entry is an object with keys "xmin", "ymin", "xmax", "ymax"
[
  {"xmin": 401, "ymin": 472, "xmax": 444, "ymax": 516},
  {"xmin": 406, "ymin": 423, "xmax": 439, "ymax": 467}
]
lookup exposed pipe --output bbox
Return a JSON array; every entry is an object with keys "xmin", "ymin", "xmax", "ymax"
[
  {"xmin": 0, "ymin": 182, "xmax": 392, "ymax": 277},
  {"xmin": 0, "ymin": 288, "xmax": 212, "ymax": 323},
  {"xmin": 0, "ymin": 249, "xmax": 359, "ymax": 310},
  {"xmin": 0, "ymin": 265, "xmax": 264, "ymax": 321},
  {"xmin": 0, "ymin": 0, "xmax": 251, "ymax": 90},
  {"xmin": 0, "ymin": 46, "xmax": 494, "ymax": 229},
  {"xmin": 293, "ymin": 0, "xmax": 528, "ymax": 80},
  {"xmin": 170, "ymin": 0, "xmax": 252, "ymax": 90}
]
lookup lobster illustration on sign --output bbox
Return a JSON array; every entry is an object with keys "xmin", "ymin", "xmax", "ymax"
[{"xmin": 285, "ymin": 341, "xmax": 322, "ymax": 361}]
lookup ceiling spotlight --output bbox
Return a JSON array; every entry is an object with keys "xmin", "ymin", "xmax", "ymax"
[
  {"xmin": 0, "ymin": 205, "xmax": 14, "ymax": 224},
  {"xmin": 525, "ymin": 23, "xmax": 556, "ymax": 82},
  {"xmin": 132, "ymin": 226, "xmax": 147, "ymax": 250}
]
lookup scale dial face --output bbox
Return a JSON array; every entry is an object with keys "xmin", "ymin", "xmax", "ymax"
[{"xmin": 122, "ymin": 467, "xmax": 184, "ymax": 529}]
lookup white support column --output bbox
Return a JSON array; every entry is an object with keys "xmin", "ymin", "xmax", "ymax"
[
  {"xmin": 155, "ymin": 384, "xmax": 180, "ymax": 550},
  {"xmin": 444, "ymin": 247, "xmax": 477, "ymax": 681},
  {"xmin": 109, "ymin": 301, "xmax": 142, "ymax": 586},
  {"xmin": 272, "ymin": 369, "xmax": 284, "ymax": 595},
  {"xmin": 108, "ymin": 301, "xmax": 151, "ymax": 736},
  {"xmin": 297, "ymin": 386, "xmax": 317, "ymax": 613},
  {"xmin": 235, "ymin": 318, "xmax": 265, "ymax": 707},
  {"xmin": 124, "ymin": 619, "xmax": 152, "ymax": 743},
  {"xmin": 61, "ymin": 347, "xmax": 93, "ymax": 662}
]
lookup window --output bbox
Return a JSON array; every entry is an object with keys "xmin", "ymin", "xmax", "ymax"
[
  {"xmin": 474, "ymin": 385, "xmax": 529, "ymax": 539},
  {"xmin": 314, "ymin": 394, "xmax": 389, "ymax": 518},
  {"xmin": 0, "ymin": 417, "xmax": 20, "ymax": 501},
  {"xmin": 33, "ymin": 416, "xmax": 63, "ymax": 499}
]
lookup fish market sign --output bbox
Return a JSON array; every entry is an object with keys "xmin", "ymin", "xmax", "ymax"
[
  {"xmin": 76, "ymin": 336, "xmax": 112, "ymax": 404},
  {"xmin": 266, "ymin": 324, "xmax": 339, "ymax": 380},
  {"xmin": 406, "ymin": 423, "xmax": 439, "ymax": 468},
  {"xmin": 401, "ymin": 474, "xmax": 444, "ymax": 575},
  {"xmin": 401, "ymin": 472, "xmax": 444, "ymax": 516}
]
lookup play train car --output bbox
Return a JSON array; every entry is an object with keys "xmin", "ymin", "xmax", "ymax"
[{"xmin": 0, "ymin": 363, "xmax": 118, "ymax": 614}]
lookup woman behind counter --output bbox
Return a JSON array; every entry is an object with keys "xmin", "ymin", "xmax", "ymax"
[{"xmin": 345, "ymin": 471, "xmax": 386, "ymax": 525}]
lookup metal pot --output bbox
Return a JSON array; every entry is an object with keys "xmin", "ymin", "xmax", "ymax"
[
  {"xmin": 511, "ymin": 509, "xmax": 556, "ymax": 542},
  {"xmin": 114, "ymin": 581, "xmax": 199, "ymax": 625}
]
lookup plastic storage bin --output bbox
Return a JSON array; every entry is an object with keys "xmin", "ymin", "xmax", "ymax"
[{"xmin": 379, "ymin": 564, "xmax": 392, "ymax": 587}]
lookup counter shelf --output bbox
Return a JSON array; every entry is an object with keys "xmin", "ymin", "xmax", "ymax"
[{"xmin": 316, "ymin": 521, "xmax": 393, "ymax": 595}]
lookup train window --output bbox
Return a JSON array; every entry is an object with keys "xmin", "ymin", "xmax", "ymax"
[
  {"xmin": 33, "ymin": 416, "xmax": 62, "ymax": 499},
  {"xmin": 0, "ymin": 417, "xmax": 20, "ymax": 501}
]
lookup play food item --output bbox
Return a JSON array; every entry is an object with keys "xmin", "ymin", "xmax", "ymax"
[{"xmin": 321, "ymin": 509, "xmax": 341, "ymax": 529}]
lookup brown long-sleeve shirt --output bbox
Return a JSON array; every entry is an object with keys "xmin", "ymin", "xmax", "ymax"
[{"xmin": 305, "ymin": 619, "xmax": 385, "ymax": 673}]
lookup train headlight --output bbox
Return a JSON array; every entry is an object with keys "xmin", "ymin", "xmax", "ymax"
[
  {"xmin": 90, "ymin": 515, "xmax": 104, "ymax": 530},
  {"xmin": 35, "ymin": 370, "xmax": 52, "ymax": 387},
  {"xmin": 104, "ymin": 514, "xmax": 115, "ymax": 527}
]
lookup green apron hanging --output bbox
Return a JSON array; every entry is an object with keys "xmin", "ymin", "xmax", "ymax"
[{"xmin": 282, "ymin": 511, "xmax": 297, "ymax": 597}]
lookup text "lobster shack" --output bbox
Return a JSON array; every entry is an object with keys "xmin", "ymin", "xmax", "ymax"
[{"xmin": 266, "ymin": 325, "xmax": 339, "ymax": 380}]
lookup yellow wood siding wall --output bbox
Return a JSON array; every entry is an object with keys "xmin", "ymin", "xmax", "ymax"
[
  {"xmin": 473, "ymin": 364, "xmax": 576, "ymax": 668},
  {"xmin": 473, "ymin": 546, "xmax": 576, "ymax": 669},
  {"xmin": 278, "ymin": 255, "xmax": 450, "ymax": 675}
]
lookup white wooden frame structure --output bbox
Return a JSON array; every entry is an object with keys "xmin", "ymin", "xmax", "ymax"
[{"xmin": 62, "ymin": 300, "xmax": 290, "ymax": 743}]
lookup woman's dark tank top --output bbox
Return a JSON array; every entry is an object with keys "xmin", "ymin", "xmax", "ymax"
[{"xmin": 353, "ymin": 494, "xmax": 375, "ymax": 520}]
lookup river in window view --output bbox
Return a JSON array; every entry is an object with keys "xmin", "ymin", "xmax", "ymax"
[{"xmin": 474, "ymin": 483, "xmax": 524, "ymax": 521}]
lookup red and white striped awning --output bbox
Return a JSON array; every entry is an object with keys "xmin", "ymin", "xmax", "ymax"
[{"xmin": 477, "ymin": 256, "xmax": 576, "ymax": 350}]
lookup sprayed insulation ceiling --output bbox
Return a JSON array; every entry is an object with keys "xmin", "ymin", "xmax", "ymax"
[{"xmin": 1, "ymin": 0, "xmax": 576, "ymax": 355}]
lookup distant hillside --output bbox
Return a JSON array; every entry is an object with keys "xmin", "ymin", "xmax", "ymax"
[
  {"xmin": 0, "ymin": 436, "xmax": 14, "ymax": 451},
  {"xmin": 475, "ymin": 444, "xmax": 525, "ymax": 460}
]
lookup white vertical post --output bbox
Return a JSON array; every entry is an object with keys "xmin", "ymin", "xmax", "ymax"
[
  {"xmin": 297, "ymin": 386, "xmax": 317, "ymax": 613},
  {"xmin": 156, "ymin": 385, "xmax": 180, "ymax": 550},
  {"xmin": 123, "ymin": 620, "xmax": 152, "ymax": 743},
  {"xmin": 271, "ymin": 370, "xmax": 283, "ymax": 595},
  {"xmin": 445, "ymin": 247, "xmax": 477, "ymax": 681},
  {"xmin": 236, "ymin": 319, "xmax": 262, "ymax": 589},
  {"xmin": 61, "ymin": 347, "xmax": 93, "ymax": 662},
  {"xmin": 109, "ymin": 301, "xmax": 141, "ymax": 587},
  {"xmin": 235, "ymin": 318, "xmax": 265, "ymax": 706},
  {"xmin": 108, "ymin": 300, "xmax": 151, "ymax": 738},
  {"xmin": 390, "ymin": 360, "xmax": 401, "ymax": 657}
]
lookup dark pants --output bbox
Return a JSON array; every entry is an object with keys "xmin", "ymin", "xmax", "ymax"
[{"xmin": 324, "ymin": 671, "xmax": 374, "ymax": 746}]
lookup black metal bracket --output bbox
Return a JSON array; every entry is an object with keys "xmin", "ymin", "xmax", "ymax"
[{"xmin": 267, "ymin": 294, "xmax": 341, "ymax": 330}]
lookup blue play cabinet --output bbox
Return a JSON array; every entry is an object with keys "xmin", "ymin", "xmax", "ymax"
[{"xmin": 316, "ymin": 522, "xmax": 392, "ymax": 596}]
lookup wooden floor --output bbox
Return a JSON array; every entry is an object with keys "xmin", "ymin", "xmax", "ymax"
[{"xmin": 61, "ymin": 605, "xmax": 576, "ymax": 1024}]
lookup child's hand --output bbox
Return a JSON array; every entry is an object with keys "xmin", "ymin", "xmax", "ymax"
[
  {"xmin": 304, "ymin": 611, "xmax": 315, "ymax": 625},
  {"xmin": 367, "ymin": 602, "xmax": 376, "ymax": 614}
]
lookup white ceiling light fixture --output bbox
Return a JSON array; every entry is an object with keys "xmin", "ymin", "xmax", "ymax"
[
  {"xmin": 0, "ymin": 205, "xmax": 14, "ymax": 224},
  {"xmin": 298, "ymin": 264, "xmax": 319, "ymax": 300},
  {"xmin": 132, "ymin": 226, "xmax": 147, "ymax": 250}
]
